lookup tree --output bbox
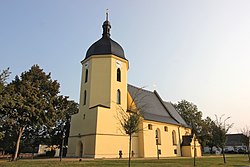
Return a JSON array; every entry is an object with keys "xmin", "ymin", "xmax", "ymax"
[
  {"xmin": 198, "ymin": 116, "xmax": 218, "ymax": 154},
  {"xmin": 213, "ymin": 115, "xmax": 233, "ymax": 164},
  {"xmin": 0, "ymin": 68, "xmax": 11, "ymax": 141},
  {"xmin": 241, "ymin": 126, "xmax": 250, "ymax": 162},
  {"xmin": 174, "ymin": 100, "xmax": 203, "ymax": 135},
  {"xmin": 119, "ymin": 111, "xmax": 140, "ymax": 167},
  {"xmin": 50, "ymin": 99, "xmax": 78, "ymax": 158},
  {"xmin": 0, "ymin": 67, "xmax": 11, "ymax": 93},
  {"xmin": 1, "ymin": 65, "xmax": 65, "ymax": 160},
  {"xmin": 116, "ymin": 87, "xmax": 146, "ymax": 167},
  {"xmin": 174, "ymin": 100, "xmax": 204, "ymax": 147}
]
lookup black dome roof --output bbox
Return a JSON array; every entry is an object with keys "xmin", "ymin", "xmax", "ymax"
[{"xmin": 85, "ymin": 20, "xmax": 126, "ymax": 60}]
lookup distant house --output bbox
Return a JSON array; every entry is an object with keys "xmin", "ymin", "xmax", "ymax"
[
  {"xmin": 225, "ymin": 133, "xmax": 248, "ymax": 153},
  {"xmin": 203, "ymin": 133, "xmax": 249, "ymax": 154}
]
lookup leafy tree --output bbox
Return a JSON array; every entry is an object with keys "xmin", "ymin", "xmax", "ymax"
[
  {"xmin": 199, "ymin": 117, "xmax": 217, "ymax": 153},
  {"xmin": 118, "ymin": 111, "xmax": 140, "ymax": 167},
  {"xmin": 0, "ymin": 67, "xmax": 11, "ymax": 93},
  {"xmin": 50, "ymin": 100, "xmax": 78, "ymax": 157},
  {"xmin": 116, "ymin": 87, "xmax": 146, "ymax": 167},
  {"xmin": 174, "ymin": 100, "xmax": 204, "ymax": 146},
  {"xmin": 0, "ymin": 68, "xmax": 11, "ymax": 141},
  {"xmin": 174, "ymin": 100, "xmax": 203, "ymax": 135},
  {"xmin": 213, "ymin": 115, "xmax": 233, "ymax": 164},
  {"xmin": 1, "ymin": 65, "xmax": 65, "ymax": 160}
]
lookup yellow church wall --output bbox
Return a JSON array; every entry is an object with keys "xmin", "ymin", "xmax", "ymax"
[
  {"xmin": 80, "ymin": 55, "xmax": 128, "ymax": 110},
  {"xmin": 138, "ymin": 122, "xmax": 145, "ymax": 157},
  {"xmin": 141, "ymin": 120, "xmax": 192, "ymax": 158},
  {"xmin": 182, "ymin": 146, "xmax": 192, "ymax": 157},
  {"xmin": 88, "ymin": 56, "xmax": 112, "ymax": 108},
  {"xmin": 181, "ymin": 134, "xmax": 202, "ymax": 157},
  {"xmin": 94, "ymin": 134, "xmax": 139, "ymax": 158},
  {"xmin": 92, "ymin": 55, "xmax": 128, "ymax": 135},
  {"xmin": 68, "ymin": 106, "xmax": 98, "ymax": 157},
  {"xmin": 67, "ymin": 135, "xmax": 96, "ymax": 158},
  {"xmin": 69, "ymin": 107, "xmax": 98, "ymax": 136},
  {"xmin": 182, "ymin": 144, "xmax": 202, "ymax": 157},
  {"xmin": 69, "ymin": 54, "xmax": 131, "ymax": 158}
]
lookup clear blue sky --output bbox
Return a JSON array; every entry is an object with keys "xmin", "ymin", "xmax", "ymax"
[{"xmin": 1, "ymin": 1, "xmax": 249, "ymax": 133}]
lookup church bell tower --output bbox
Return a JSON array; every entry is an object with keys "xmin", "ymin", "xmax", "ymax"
[{"xmin": 67, "ymin": 13, "xmax": 130, "ymax": 158}]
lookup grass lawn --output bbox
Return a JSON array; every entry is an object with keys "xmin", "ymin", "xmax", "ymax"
[{"xmin": 0, "ymin": 154, "xmax": 249, "ymax": 167}]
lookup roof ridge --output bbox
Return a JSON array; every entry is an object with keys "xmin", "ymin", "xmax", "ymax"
[
  {"xmin": 128, "ymin": 84, "xmax": 154, "ymax": 94},
  {"xmin": 153, "ymin": 90, "xmax": 180, "ymax": 125}
]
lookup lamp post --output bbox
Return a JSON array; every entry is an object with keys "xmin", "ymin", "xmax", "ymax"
[
  {"xmin": 155, "ymin": 131, "xmax": 159, "ymax": 160},
  {"xmin": 248, "ymin": 131, "xmax": 250, "ymax": 162},
  {"xmin": 193, "ymin": 135, "xmax": 196, "ymax": 166},
  {"xmin": 60, "ymin": 123, "xmax": 66, "ymax": 162}
]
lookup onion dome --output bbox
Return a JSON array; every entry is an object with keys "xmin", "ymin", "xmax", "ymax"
[{"xmin": 85, "ymin": 13, "xmax": 126, "ymax": 60}]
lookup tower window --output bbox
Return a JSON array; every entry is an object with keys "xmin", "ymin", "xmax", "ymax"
[
  {"xmin": 85, "ymin": 69, "xmax": 88, "ymax": 83},
  {"xmin": 116, "ymin": 89, "xmax": 121, "ymax": 104},
  {"xmin": 83, "ymin": 90, "xmax": 87, "ymax": 105},
  {"xmin": 148, "ymin": 124, "xmax": 152, "ymax": 130},
  {"xmin": 117, "ymin": 68, "xmax": 121, "ymax": 82}
]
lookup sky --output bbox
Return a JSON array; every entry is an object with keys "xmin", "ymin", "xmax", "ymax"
[{"xmin": 1, "ymin": 1, "xmax": 249, "ymax": 133}]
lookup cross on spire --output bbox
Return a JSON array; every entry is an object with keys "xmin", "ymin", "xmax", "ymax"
[
  {"xmin": 102, "ymin": 9, "xmax": 111, "ymax": 38},
  {"xmin": 106, "ymin": 9, "xmax": 109, "ymax": 21}
]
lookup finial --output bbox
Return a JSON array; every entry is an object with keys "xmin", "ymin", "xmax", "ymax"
[
  {"xmin": 106, "ymin": 9, "xmax": 109, "ymax": 21},
  {"xmin": 102, "ymin": 9, "xmax": 111, "ymax": 38}
]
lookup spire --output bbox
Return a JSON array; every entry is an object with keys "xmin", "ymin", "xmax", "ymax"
[
  {"xmin": 102, "ymin": 9, "xmax": 111, "ymax": 38},
  {"xmin": 106, "ymin": 9, "xmax": 109, "ymax": 21}
]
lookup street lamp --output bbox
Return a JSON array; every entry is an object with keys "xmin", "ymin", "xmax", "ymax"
[{"xmin": 155, "ymin": 131, "xmax": 159, "ymax": 160}]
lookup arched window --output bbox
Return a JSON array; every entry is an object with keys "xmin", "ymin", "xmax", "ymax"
[
  {"xmin": 172, "ymin": 130, "xmax": 177, "ymax": 145},
  {"xmin": 155, "ymin": 128, "xmax": 161, "ymax": 145},
  {"xmin": 117, "ymin": 68, "xmax": 121, "ymax": 82},
  {"xmin": 116, "ymin": 89, "xmax": 121, "ymax": 104},
  {"xmin": 83, "ymin": 90, "xmax": 87, "ymax": 105},
  {"xmin": 85, "ymin": 69, "xmax": 88, "ymax": 83}
]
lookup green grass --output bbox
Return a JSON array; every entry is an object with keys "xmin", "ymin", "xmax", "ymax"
[{"xmin": 0, "ymin": 155, "xmax": 249, "ymax": 167}]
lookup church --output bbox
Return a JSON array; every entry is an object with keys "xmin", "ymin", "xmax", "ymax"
[{"xmin": 67, "ymin": 14, "xmax": 201, "ymax": 158}]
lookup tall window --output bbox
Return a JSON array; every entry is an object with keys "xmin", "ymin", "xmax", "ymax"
[
  {"xmin": 172, "ymin": 130, "xmax": 177, "ymax": 145},
  {"xmin": 117, "ymin": 68, "xmax": 121, "ymax": 82},
  {"xmin": 83, "ymin": 90, "xmax": 87, "ymax": 105},
  {"xmin": 85, "ymin": 69, "xmax": 88, "ymax": 83},
  {"xmin": 155, "ymin": 128, "xmax": 161, "ymax": 145},
  {"xmin": 116, "ymin": 89, "xmax": 121, "ymax": 104}
]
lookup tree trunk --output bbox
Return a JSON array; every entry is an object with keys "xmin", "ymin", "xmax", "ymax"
[
  {"xmin": 248, "ymin": 150, "xmax": 250, "ymax": 162},
  {"xmin": 13, "ymin": 126, "xmax": 24, "ymax": 161},
  {"xmin": 248, "ymin": 142, "xmax": 250, "ymax": 162},
  {"xmin": 222, "ymin": 147, "xmax": 226, "ymax": 164},
  {"xmin": 193, "ymin": 136, "xmax": 196, "ymax": 166},
  {"xmin": 128, "ymin": 134, "xmax": 132, "ymax": 167}
]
